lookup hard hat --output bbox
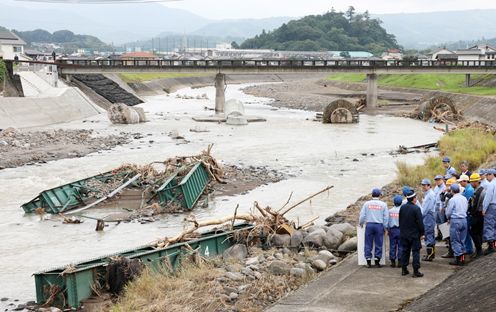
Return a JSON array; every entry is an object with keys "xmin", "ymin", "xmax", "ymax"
[
  {"xmin": 458, "ymin": 174, "xmax": 470, "ymax": 182},
  {"xmin": 434, "ymin": 175, "xmax": 444, "ymax": 180},
  {"xmin": 393, "ymin": 195, "xmax": 403, "ymax": 207},
  {"xmin": 442, "ymin": 156, "xmax": 451, "ymax": 163},
  {"xmin": 402, "ymin": 186, "xmax": 411, "ymax": 196},
  {"xmin": 450, "ymin": 183, "xmax": 460, "ymax": 193},
  {"xmin": 470, "ymin": 173, "xmax": 481, "ymax": 182},
  {"xmin": 372, "ymin": 188, "xmax": 381, "ymax": 197},
  {"xmin": 421, "ymin": 178, "xmax": 431, "ymax": 185},
  {"xmin": 446, "ymin": 177, "xmax": 457, "ymax": 186}
]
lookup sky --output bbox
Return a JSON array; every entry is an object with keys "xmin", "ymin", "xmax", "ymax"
[
  {"xmin": 162, "ymin": 0, "xmax": 496, "ymax": 19},
  {"xmin": 9, "ymin": 0, "xmax": 496, "ymax": 19}
]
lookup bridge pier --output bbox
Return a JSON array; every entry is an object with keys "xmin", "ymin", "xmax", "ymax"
[
  {"xmin": 366, "ymin": 73, "xmax": 378, "ymax": 108},
  {"xmin": 215, "ymin": 73, "xmax": 226, "ymax": 113},
  {"xmin": 465, "ymin": 74, "xmax": 471, "ymax": 87}
]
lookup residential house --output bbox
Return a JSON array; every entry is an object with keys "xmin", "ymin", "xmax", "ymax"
[
  {"xmin": 120, "ymin": 51, "xmax": 159, "ymax": 65},
  {"xmin": 430, "ymin": 48, "xmax": 457, "ymax": 61},
  {"xmin": 0, "ymin": 30, "xmax": 28, "ymax": 60},
  {"xmin": 456, "ymin": 44, "xmax": 496, "ymax": 64},
  {"xmin": 381, "ymin": 48, "xmax": 403, "ymax": 61}
]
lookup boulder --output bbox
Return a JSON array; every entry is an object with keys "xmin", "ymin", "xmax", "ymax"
[
  {"xmin": 323, "ymin": 228, "xmax": 344, "ymax": 249},
  {"xmin": 311, "ymin": 259, "xmax": 327, "ymax": 271},
  {"xmin": 108, "ymin": 103, "xmax": 141, "ymax": 124},
  {"xmin": 290, "ymin": 268, "xmax": 307, "ymax": 278},
  {"xmin": 268, "ymin": 260, "xmax": 291, "ymax": 275},
  {"xmin": 329, "ymin": 223, "xmax": 355, "ymax": 236},
  {"xmin": 289, "ymin": 231, "xmax": 304, "ymax": 248},
  {"xmin": 245, "ymin": 256, "xmax": 259, "ymax": 266},
  {"xmin": 318, "ymin": 250, "xmax": 336, "ymax": 264},
  {"xmin": 223, "ymin": 244, "xmax": 248, "ymax": 262},
  {"xmin": 302, "ymin": 229, "xmax": 326, "ymax": 248},
  {"xmin": 270, "ymin": 234, "xmax": 291, "ymax": 247},
  {"xmin": 225, "ymin": 272, "xmax": 244, "ymax": 281},
  {"xmin": 338, "ymin": 237, "xmax": 358, "ymax": 252},
  {"xmin": 133, "ymin": 106, "xmax": 147, "ymax": 122}
]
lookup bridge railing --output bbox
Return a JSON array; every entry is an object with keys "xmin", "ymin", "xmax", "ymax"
[{"xmin": 56, "ymin": 59, "xmax": 496, "ymax": 69}]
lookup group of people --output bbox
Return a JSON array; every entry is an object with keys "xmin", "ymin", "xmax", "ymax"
[{"xmin": 358, "ymin": 156, "xmax": 496, "ymax": 278}]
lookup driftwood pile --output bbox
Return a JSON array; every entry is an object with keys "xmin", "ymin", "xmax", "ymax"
[
  {"xmin": 154, "ymin": 186, "xmax": 334, "ymax": 249},
  {"xmin": 411, "ymin": 95, "xmax": 463, "ymax": 123}
]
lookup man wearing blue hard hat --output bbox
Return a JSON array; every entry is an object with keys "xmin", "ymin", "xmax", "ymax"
[
  {"xmin": 399, "ymin": 186, "xmax": 424, "ymax": 277},
  {"xmin": 388, "ymin": 195, "xmax": 403, "ymax": 267},
  {"xmin": 446, "ymin": 183, "xmax": 469, "ymax": 265},
  {"xmin": 482, "ymin": 168, "xmax": 496, "ymax": 254},
  {"xmin": 433, "ymin": 174, "xmax": 446, "ymax": 240},
  {"xmin": 359, "ymin": 188, "xmax": 389, "ymax": 268},
  {"xmin": 442, "ymin": 156, "xmax": 457, "ymax": 179},
  {"xmin": 480, "ymin": 169, "xmax": 490, "ymax": 189},
  {"xmin": 421, "ymin": 178, "xmax": 436, "ymax": 261}
]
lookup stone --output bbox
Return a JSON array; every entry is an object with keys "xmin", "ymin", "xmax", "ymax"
[
  {"xmin": 229, "ymin": 292, "xmax": 239, "ymax": 300},
  {"xmin": 268, "ymin": 260, "xmax": 291, "ymax": 275},
  {"xmin": 133, "ymin": 106, "xmax": 147, "ymax": 122},
  {"xmin": 253, "ymin": 271, "xmax": 262, "ymax": 279},
  {"xmin": 329, "ymin": 259, "xmax": 338, "ymax": 265},
  {"xmin": 318, "ymin": 250, "xmax": 336, "ymax": 264},
  {"xmin": 302, "ymin": 229, "xmax": 326, "ymax": 248},
  {"xmin": 295, "ymin": 262, "xmax": 307, "ymax": 270},
  {"xmin": 225, "ymin": 272, "xmax": 244, "ymax": 281},
  {"xmin": 289, "ymin": 231, "xmax": 304, "ymax": 248},
  {"xmin": 270, "ymin": 234, "xmax": 291, "ymax": 247},
  {"xmin": 282, "ymin": 247, "xmax": 291, "ymax": 255},
  {"xmin": 241, "ymin": 268, "xmax": 254, "ymax": 277},
  {"xmin": 223, "ymin": 244, "xmax": 248, "ymax": 262},
  {"xmin": 249, "ymin": 264, "xmax": 260, "ymax": 271},
  {"xmin": 0, "ymin": 298, "xmax": 7, "ymax": 302},
  {"xmin": 108, "ymin": 103, "xmax": 141, "ymax": 124},
  {"xmin": 49, "ymin": 307, "xmax": 62, "ymax": 312},
  {"xmin": 274, "ymin": 252, "xmax": 284, "ymax": 260},
  {"xmin": 13, "ymin": 304, "xmax": 26, "ymax": 311},
  {"xmin": 330, "ymin": 223, "xmax": 356, "ymax": 236},
  {"xmin": 223, "ymin": 286, "xmax": 238, "ymax": 294},
  {"xmin": 311, "ymin": 259, "xmax": 327, "ymax": 271},
  {"xmin": 338, "ymin": 237, "xmax": 358, "ymax": 252},
  {"xmin": 323, "ymin": 228, "xmax": 344, "ymax": 250},
  {"xmin": 245, "ymin": 256, "xmax": 259, "ymax": 266},
  {"xmin": 290, "ymin": 268, "xmax": 307, "ymax": 278}
]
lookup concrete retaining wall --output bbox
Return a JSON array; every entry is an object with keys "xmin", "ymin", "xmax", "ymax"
[{"xmin": 0, "ymin": 88, "xmax": 103, "ymax": 129}]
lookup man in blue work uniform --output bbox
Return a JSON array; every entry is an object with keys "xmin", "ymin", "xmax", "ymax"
[
  {"xmin": 482, "ymin": 169, "xmax": 496, "ymax": 254},
  {"xmin": 442, "ymin": 156, "xmax": 457, "ymax": 179},
  {"xmin": 421, "ymin": 179, "xmax": 436, "ymax": 261},
  {"xmin": 446, "ymin": 183, "xmax": 468, "ymax": 266},
  {"xmin": 480, "ymin": 169, "xmax": 490, "ymax": 189},
  {"xmin": 468, "ymin": 173, "xmax": 485, "ymax": 258},
  {"xmin": 399, "ymin": 187, "xmax": 424, "ymax": 277},
  {"xmin": 433, "ymin": 175, "xmax": 446, "ymax": 241},
  {"xmin": 459, "ymin": 174, "xmax": 475, "ymax": 256},
  {"xmin": 359, "ymin": 188, "xmax": 389, "ymax": 268},
  {"xmin": 388, "ymin": 195, "xmax": 403, "ymax": 267}
]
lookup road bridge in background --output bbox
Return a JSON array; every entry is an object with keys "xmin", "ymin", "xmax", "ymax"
[{"xmin": 8, "ymin": 59, "xmax": 496, "ymax": 109}]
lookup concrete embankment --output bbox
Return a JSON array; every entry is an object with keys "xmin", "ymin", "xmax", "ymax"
[
  {"xmin": 326, "ymin": 80, "xmax": 496, "ymax": 125},
  {"xmin": 0, "ymin": 88, "xmax": 103, "ymax": 129},
  {"xmin": 128, "ymin": 73, "xmax": 327, "ymax": 96}
]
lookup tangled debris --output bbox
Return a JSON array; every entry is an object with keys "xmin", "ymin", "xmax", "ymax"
[
  {"xmin": 409, "ymin": 95, "xmax": 463, "ymax": 123},
  {"xmin": 0, "ymin": 128, "xmax": 130, "ymax": 169}
]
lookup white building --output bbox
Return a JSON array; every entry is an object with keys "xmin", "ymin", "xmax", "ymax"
[
  {"xmin": 430, "ymin": 48, "xmax": 456, "ymax": 61},
  {"xmin": 456, "ymin": 44, "xmax": 496, "ymax": 64},
  {"xmin": 0, "ymin": 30, "xmax": 27, "ymax": 60}
]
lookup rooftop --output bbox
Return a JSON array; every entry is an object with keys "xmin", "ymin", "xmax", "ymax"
[{"xmin": 0, "ymin": 30, "xmax": 26, "ymax": 45}]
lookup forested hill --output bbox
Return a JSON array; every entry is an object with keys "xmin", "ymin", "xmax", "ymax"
[
  {"xmin": 11, "ymin": 28, "xmax": 110, "ymax": 52},
  {"xmin": 240, "ymin": 8, "xmax": 399, "ymax": 55}
]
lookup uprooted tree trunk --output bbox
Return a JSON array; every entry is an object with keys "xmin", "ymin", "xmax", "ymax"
[{"xmin": 106, "ymin": 257, "xmax": 145, "ymax": 295}]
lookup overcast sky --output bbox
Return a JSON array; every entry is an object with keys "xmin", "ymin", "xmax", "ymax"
[{"xmin": 162, "ymin": 0, "xmax": 496, "ymax": 19}]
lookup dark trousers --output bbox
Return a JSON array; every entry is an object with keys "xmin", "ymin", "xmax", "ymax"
[
  {"xmin": 400, "ymin": 237, "xmax": 421, "ymax": 270},
  {"xmin": 364, "ymin": 223, "xmax": 384, "ymax": 260},
  {"xmin": 470, "ymin": 214, "xmax": 484, "ymax": 254},
  {"xmin": 389, "ymin": 227, "xmax": 402, "ymax": 260}
]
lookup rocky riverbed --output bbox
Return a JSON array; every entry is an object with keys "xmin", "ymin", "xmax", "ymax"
[{"xmin": 0, "ymin": 128, "xmax": 131, "ymax": 169}]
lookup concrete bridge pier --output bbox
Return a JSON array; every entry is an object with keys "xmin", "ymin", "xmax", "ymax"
[
  {"xmin": 215, "ymin": 73, "xmax": 226, "ymax": 113},
  {"xmin": 465, "ymin": 74, "xmax": 471, "ymax": 87},
  {"xmin": 366, "ymin": 73, "xmax": 378, "ymax": 108}
]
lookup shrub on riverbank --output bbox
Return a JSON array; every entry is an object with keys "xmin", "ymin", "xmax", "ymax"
[{"xmin": 396, "ymin": 127, "xmax": 496, "ymax": 187}]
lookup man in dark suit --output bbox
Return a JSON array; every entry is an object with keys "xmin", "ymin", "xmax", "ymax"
[{"xmin": 399, "ymin": 187, "xmax": 425, "ymax": 278}]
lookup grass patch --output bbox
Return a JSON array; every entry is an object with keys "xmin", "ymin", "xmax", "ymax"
[
  {"xmin": 396, "ymin": 128, "xmax": 496, "ymax": 187},
  {"xmin": 327, "ymin": 73, "xmax": 496, "ymax": 96},
  {"xmin": 119, "ymin": 72, "xmax": 210, "ymax": 83},
  {"xmin": 112, "ymin": 260, "xmax": 224, "ymax": 312}
]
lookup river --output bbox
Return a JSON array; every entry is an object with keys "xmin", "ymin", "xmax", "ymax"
[{"xmin": 0, "ymin": 83, "xmax": 442, "ymax": 305}]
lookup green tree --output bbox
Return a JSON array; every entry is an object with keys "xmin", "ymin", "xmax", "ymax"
[
  {"xmin": 231, "ymin": 41, "xmax": 240, "ymax": 49},
  {"xmin": 346, "ymin": 6, "xmax": 355, "ymax": 21}
]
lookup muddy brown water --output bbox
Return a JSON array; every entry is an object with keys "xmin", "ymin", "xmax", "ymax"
[{"xmin": 0, "ymin": 83, "xmax": 442, "ymax": 306}]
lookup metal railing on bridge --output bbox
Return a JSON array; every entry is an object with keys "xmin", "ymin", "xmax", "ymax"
[{"xmin": 56, "ymin": 59, "xmax": 496, "ymax": 69}]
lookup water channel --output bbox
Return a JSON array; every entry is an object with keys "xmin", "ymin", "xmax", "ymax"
[{"xmin": 0, "ymin": 83, "xmax": 443, "ymax": 304}]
